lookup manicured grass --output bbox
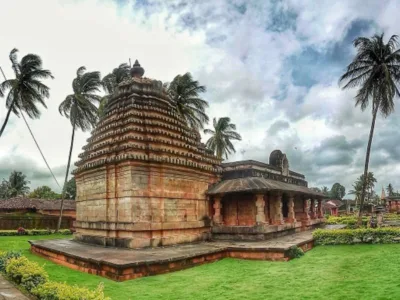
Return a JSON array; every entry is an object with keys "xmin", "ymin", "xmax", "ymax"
[{"xmin": 1, "ymin": 235, "xmax": 400, "ymax": 300}]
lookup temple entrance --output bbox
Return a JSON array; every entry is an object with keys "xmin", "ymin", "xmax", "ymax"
[
  {"xmin": 222, "ymin": 193, "xmax": 256, "ymax": 226},
  {"xmin": 282, "ymin": 194, "xmax": 289, "ymax": 218}
]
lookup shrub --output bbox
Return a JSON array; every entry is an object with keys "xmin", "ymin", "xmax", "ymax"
[
  {"xmin": 6, "ymin": 256, "xmax": 48, "ymax": 292},
  {"xmin": 325, "ymin": 216, "xmax": 368, "ymax": 226},
  {"xmin": 287, "ymin": 246, "xmax": 304, "ymax": 259},
  {"xmin": 32, "ymin": 281, "xmax": 110, "ymax": 300},
  {"xmin": 313, "ymin": 228, "xmax": 400, "ymax": 245},
  {"xmin": 0, "ymin": 251, "xmax": 21, "ymax": 272}
]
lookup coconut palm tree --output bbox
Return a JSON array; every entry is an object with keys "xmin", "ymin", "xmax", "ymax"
[
  {"xmin": 165, "ymin": 72, "xmax": 209, "ymax": 129},
  {"xmin": 57, "ymin": 66, "xmax": 102, "ymax": 231},
  {"xmin": 0, "ymin": 171, "xmax": 31, "ymax": 198},
  {"xmin": 0, "ymin": 48, "xmax": 53, "ymax": 138},
  {"xmin": 386, "ymin": 183, "xmax": 394, "ymax": 196},
  {"xmin": 204, "ymin": 117, "xmax": 242, "ymax": 159},
  {"xmin": 339, "ymin": 33, "xmax": 400, "ymax": 223},
  {"xmin": 99, "ymin": 63, "xmax": 130, "ymax": 117}
]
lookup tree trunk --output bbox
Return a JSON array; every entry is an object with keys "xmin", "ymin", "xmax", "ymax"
[
  {"xmin": 57, "ymin": 120, "xmax": 76, "ymax": 232},
  {"xmin": 358, "ymin": 104, "xmax": 379, "ymax": 226},
  {"xmin": 0, "ymin": 101, "xmax": 15, "ymax": 138}
]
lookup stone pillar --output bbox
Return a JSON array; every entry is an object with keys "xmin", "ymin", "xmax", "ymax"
[
  {"xmin": 310, "ymin": 199, "xmax": 316, "ymax": 219},
  {"xmin": 273, "ymin": 192, "xmax": 284, "ymax": 225},
  {"xmin": 303, "ymin": 198, "xmax": 310, "ymax": 221},
  {"xmin": 255, "ymin": 194, "xmax": 266, "ymax": 224},
  {"xmin": 287, "ymin": 194, "xmax": 296, "ymax": 223},
  {"xmin": 213, "ymin": 196, "xmax": 223, "ymax": 224},
  {"xmin": 317, "ymin": 199, "xmax": 323, "ymax": 218}
]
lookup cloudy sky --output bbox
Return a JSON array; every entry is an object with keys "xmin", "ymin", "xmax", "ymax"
[{"xmin": 1, "ymin": 0, "xmax": 400, "ymax": 197}]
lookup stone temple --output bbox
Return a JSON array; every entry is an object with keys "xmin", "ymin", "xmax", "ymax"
[{"xmin": 30, "ymin": 61, "xmax": 326, "ymax": 280}]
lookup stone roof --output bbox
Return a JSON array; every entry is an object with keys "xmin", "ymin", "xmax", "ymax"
[
  {"xmin": 0, "ymin": 198, "xmax": 76, "ymax": 211},
  {"xmin": 323, "ymin": 199, "xmax": 343, "ymax": 209},
  {"xmin": 207, "ymin": 177, "xmax": 325, "ymax": 197},
  {"xmin": 385, "ymin": 196, "xmax": 400, "ymax": 201}
]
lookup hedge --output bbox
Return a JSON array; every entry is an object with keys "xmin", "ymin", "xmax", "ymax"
[
  {"xmin": 1, "ymin": 253, "xmax": 109, "ymax": 300},
  {"xmin": 32, "ymin": 281, "xmax": 109, "ymax": 300},
  {"xmin": 0, "ymin": 229, "xmax": 72, "ymax": 236},
  {"xmin": 313, "ymin": 228, "xmax": 400, "ymax": 245},
  {"xmin": 325, "ymin": 216, "xmax": 368, "ymax": 226}
]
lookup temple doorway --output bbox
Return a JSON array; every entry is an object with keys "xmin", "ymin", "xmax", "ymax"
[
  {"xmin": 282, "ymin": 194, "xmax": 289, "ymax": 218},
  {"xmin": 222, "ymin": 193, "xmax": 256, "ymax": 226}
]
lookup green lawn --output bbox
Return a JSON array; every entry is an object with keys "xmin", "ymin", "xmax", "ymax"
[{"xmin": 1, "ymin": 235, "xmax": 400, "ymax": 300}]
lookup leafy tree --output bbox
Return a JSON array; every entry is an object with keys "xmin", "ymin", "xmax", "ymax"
[
  {"xmin": 63, "ymin": 177, "xmax": 76, "ymax": 200},
  {"xmin": 330, "ymin": 183, "xmax": 346, "ymax": 200},
  {"xmin": 204, "ymin": 117, "xmax": 242, "ymax": 159},
  {"xmin": 349, "ymin": 180, "xmax": 363, "ymax": 205},
  {"xmin": 99, "ymin": 63, "xmax": 130, "ymax": 117},
  {"xmin": 57, "ymin": 67, "xmax": 102, "ymax": 231},
  {"xmin": 387, "ymin": 183, "xmax": 394, "ymax": 196},
  {"xmin": 165, "ymin": 72, "xmax": 209, "ymax": 129},
  {"xmin": 339, "ymin": 34, "xmax": 400, "ymax": 223},
  {"xmin": 28, "ymin": 186, "xmax": 61, "ymax": 199},
  {"xmin": 0, "ymin": 48, "xmax": 53, "ymax": 138},
  {"xmin": 0, "ymin": 171, "xmax": 30, "ymax": 199}
]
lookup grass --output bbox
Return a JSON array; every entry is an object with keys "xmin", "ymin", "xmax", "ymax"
[{"xmin": 1, "ymin": 235, "xmax": 400, "ymax": 300}]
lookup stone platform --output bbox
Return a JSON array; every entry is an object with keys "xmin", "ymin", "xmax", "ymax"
[{"xmin": 30, "ymin": 231, "xmax": 314, "ymax": 281}]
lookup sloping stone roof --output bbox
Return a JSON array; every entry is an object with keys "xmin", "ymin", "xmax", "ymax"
[
  {"xmin": 207, "ymin": 177, "xmax": 325, "ymax": 197},
  {"xmin": 0, "ymin": 198, "xmax": 76, "ymax": 211}
]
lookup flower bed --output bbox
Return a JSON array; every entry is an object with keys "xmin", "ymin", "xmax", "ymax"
[
  {"xmin": 313, "ymin": 228, "xmax": 400, "ymax": 245},
  {"xmin": 0, "ymin": 251, "xmax": 109, "ymax": 300},
  {"xmin": 0, "ymin": 229, "xmax": 72, "ymax": 236}
]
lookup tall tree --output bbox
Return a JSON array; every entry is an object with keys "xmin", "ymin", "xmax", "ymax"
[
  {"xmin": 0, "ymin": 49, "xmax": 53, "ymax": 138},
  {"xmin": 57, "ymin": 67, "xmax": 101, "ymax": 231},
  {"xmin": 204, "ymin": 117, "xmax": 242, "ymax": 159},
  {"xmin": 0, "ymin": 171, "xmax": 30, "ymax": 198},
  {"xmin": 165, "ymin": 72, "xmax": 209, "ymax": 129},
  {"xmin": 330, "ymin": 183, "xmax": 346, "ymax": 200},
  {"xmin": 349, "ymin": 180, "xmax": 363, "ymax": 205},
  {"xmin": 387, "ymin": 183, "xmax": 394, "ymax": 196},
  {"xmin": 339, "ymin": 34, "xmax": 400, "ymax": 224},
  {"xmin": 99, "ymin": 63, "xmax": 130, "ymax": 117}
]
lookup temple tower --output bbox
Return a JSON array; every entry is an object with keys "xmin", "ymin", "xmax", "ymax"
[{"xmin": 73, "ymin": 61, "xmax": 220, "ymax": 248}]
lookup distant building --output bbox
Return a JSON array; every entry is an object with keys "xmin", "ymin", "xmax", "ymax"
[
  {"xmin": 323, "ymin": 199, "xmax": 343, "ymax": 216},
  {"xmin": 0, "ymin": 197, "xmax": 76, "ymax": 218},
  {"xmin": 384, "ymin": 196, "xmax": 400, "ymax": 213}
]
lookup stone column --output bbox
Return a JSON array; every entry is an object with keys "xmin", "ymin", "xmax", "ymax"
[
  {"xmin": 303, "ymin": 198, "xmax": 310, "ymax": 221},
  {"xmin": 273, "ymin": 192, "xmax": 284, "ymax": 225},
  {"xmin": 317, "ymin": 199, "xmax": 323, "ymax": 218},
  {"xmin": 213, "ymin": 196, "xmax": 223, "ymax": 224},
  {"xmin": 255, "ymin": 193, "xmax": 266, "ymax": 224},
  {"xmin": 310, "ymin": 199, "xmax": 316, "ymax": 219},
  {"xmin": 287, "ymin": 194, "xmax": 296, "ymax": 223}
]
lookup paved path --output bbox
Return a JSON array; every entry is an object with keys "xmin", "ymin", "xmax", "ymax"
[{"xmin": 0, "ymin": 275, "xmax": 29, "ymax": 300}]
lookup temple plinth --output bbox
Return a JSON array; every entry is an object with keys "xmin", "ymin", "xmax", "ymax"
[{"xmin": 73, "ymin": 61, "xmax": 221, "ymax": 248}]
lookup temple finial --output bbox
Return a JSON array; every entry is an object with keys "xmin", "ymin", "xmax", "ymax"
[{"xmin": 131, "ymin": 59, "xmax": 145, "ymax": 78}]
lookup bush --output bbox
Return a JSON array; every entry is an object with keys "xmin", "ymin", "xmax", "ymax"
[
  {"xmin": 6, "ymin": 256, "xmax": 48, "ymax": 292},
  {"xmin": 0, "ymin": 229, "xmax": 72, "ymax": 236},
  {"xmin": 313, "ymin": 228, "xmax": 400, "ymax": 245},
  {"xmin": 0, "ymin": 251, "xmax": 21, "ymax": 272},
  {"xmin": 287, "ymin": 246, "xmax": 304, "ymax": 259},
  {"xmin": 325, "ymin": 216, "xmax": 368, "ymax": 226},
  {"xmin": 32, "ymin": 281, "xmax": 110, "ymax": 300}
]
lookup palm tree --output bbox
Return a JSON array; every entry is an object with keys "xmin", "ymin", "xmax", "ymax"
[
  {"xmin": 165, "ymin": 72, "xmax": 209, "ymax": 129},
  {"xmin": 321, "ymin": 186, "xmax": 330, "ymax": 197},
  {"xmin": 2, "ymin": 171, "xmax": 30, "ymax": 198},
  {"xmin": 0, "ymin": 48, "xmax": 53, "ymax": 138},
  {"xmin": 204, "ymin": 117, "xmax": 242, "ymax": 159},
  {"xmin": 57, "ymin": 67, "xmax": 102, "ymax": 231},
  {"xmin": 339, "ymin": 34, "xmax": 400, "ymax": 223},
  {"xmin": 99, "ymin": 63, "xmax": 130, "ymax": 117},
  {"xmin": 387, "ymin": 183, "xmax": 394, "ymax": 196},
  {"xmin": 348, "ymin": 180, "xmax": 363, "ymax": 206}
]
